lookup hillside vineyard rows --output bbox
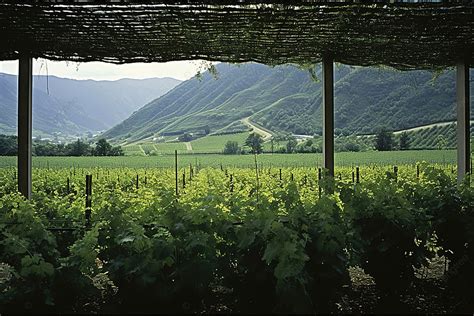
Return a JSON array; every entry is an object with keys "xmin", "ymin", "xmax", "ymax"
[{"xmin": 0, "ymin": 161, "xmax": 473, "ymax": 313}]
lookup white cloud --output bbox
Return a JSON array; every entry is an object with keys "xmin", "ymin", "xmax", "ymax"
[{"xmin": 0, "ymin": 58, "xmax": 215, "ymax": 81}]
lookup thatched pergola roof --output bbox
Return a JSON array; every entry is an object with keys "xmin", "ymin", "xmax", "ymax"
[{"xmin": 0, "ymin": 1, "xmax": 472, "ymax": 70}]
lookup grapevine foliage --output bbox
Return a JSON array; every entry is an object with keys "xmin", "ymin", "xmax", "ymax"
[{"xmin": 0, "ymin": 164, "xmax": 472, "ymax": 312}]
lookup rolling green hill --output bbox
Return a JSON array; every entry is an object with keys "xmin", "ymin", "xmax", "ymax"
[
  {"xmin": 395, "ymin": 121, "xmax": 474, "ymax": 150},
  {"xmin": 103, "ymin": 63, "xmax": 473, "ymax": 143}
]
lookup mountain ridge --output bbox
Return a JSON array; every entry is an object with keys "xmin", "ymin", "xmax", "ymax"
[
  {"xmin": 103, "ymin": 63, "xmax": 473, "ymax": 143},
  {"xmin": 0, "ymin": 73, "xmax": 181, "ymax": 138}
]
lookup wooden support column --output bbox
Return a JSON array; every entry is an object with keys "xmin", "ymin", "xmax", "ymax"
[
  {"xmin": 456, "ymin": 61, "xmax": 470, "ymax": 183},
  {"xmin": 322, "ymin": 56, "xmax": 334, "ymax": 177},
  {"xmin": 18, "ymin": 56, "xmax": 33, "ymax": 198}
]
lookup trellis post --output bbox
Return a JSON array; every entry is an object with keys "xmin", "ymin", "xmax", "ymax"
[
  {"xmin": 322, "ymin": 56, "xmax": 334, "ymax": 177},
  {"xmin": 18, "ymin": 56, "xmax": 33, "ymax": 199},
  {"xmin": 456, "ymin": 61, "xmax": 470, "ymax": 183}
]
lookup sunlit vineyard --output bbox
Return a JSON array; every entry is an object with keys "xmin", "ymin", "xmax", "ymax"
[
  {"xmin": 0, "ymin": 149, "xmax": 459, "ymax": 169},
  {"xmin": 1, "ymin": 160, "xmax": 473, "ymax": 313},
  {"xmin": 403, "ymin": 122, "xmax": 474, "ymax": 149}
]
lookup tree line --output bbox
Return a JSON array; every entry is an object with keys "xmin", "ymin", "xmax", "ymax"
[
  {"xmin": 0, "ymin": 135, "xmax": 123, "ymax": 156},
  {"xmin": 374, "ymin": 128, "xmax": 410, "ymax": 151},
  {"xmin": 223, "ymin": 128, "xmax": 410, "ymax": 155}
]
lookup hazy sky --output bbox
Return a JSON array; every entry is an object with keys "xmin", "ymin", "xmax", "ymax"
[{"xmin": 0, "ymin": 58, "xmax": 213, "ymax": 81}]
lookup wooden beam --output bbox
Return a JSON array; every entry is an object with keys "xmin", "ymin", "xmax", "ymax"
[
  {"xmin": 322, "ymin": 56, "xmax": 334, "ymax": 177},
  {"xmin": 18, "ymin": 56, "xmax": 33, "ymax": 198},
  {"xmin": 456, "ymin": 61, "xmax": 470, "ymax": 183}
]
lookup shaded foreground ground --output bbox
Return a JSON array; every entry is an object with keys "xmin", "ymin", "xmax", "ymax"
[
  {"xmin": 205, "ymin": 258, "xmax": 470, "ymax": 314},
  {"xmin": 337, "ymin": 260, "xmax": 464, "ymax": 314},
  {"xmin": 76, "ymin": 257, "xmax": 470, "ymax": 314}
]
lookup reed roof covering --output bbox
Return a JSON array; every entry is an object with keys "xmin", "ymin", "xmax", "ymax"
[{"xmin": 0, "ymin": 1, "xmax": 472, "ymax": 70}]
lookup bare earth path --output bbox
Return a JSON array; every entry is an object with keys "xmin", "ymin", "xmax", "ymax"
[
  {"xmin": 185, "ymin": 142, "xmax": 193, "ymax": 151},
  {"xmin": 241, "ymin": 117, "xmax": 272, "ymax": 141}
]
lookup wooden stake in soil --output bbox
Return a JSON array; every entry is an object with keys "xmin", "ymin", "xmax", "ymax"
[
  {"xmin": 175, "ymin": 150, "xmax": 179, "ymax": 197},
  {"xmin": 318, "ymin": 168, "xmax": 322, "ymax": 198},
  {"xmin": 85, "ymin": 175, "xmax": 92, "ymax": 228},
  {"xmin": 254, "ymin": 154, "xmax": 260, "ymax": 202}
]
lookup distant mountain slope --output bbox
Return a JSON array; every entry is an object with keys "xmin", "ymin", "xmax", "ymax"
[
  {"xmin": 0, "ymin": 73, "xmax": 181, "ymax": 137},
  {"xmin": 103, "ymin": 63, "xmax": 473, "ymax": 142}
]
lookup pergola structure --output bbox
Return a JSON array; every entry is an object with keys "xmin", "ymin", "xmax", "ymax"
[{"xmin": 0, "ymin": 1, "xmax": 472, "ymax": 198}]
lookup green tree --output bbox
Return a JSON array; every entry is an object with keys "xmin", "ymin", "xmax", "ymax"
[
  {"xmin": 286, "ymin": 136, "xmax": 298, "ymax": 153},
  {"xmin": 109, "ymin": 146, "xmax": 124, "ymax": 156},
  {"xmin": 223, "ymin": 140, "xmax": 240, "ymax": 154},
  {"xmin": 178, "ymin": 133, "xmax": 192, "ymax": 142},
  {"xmin": 374, "ymin": 128, "xmax": 394, "ymax": 151},
  {"xmin": 66, "ymin": 139, "xmax": 92, "ymax": 156},
  {"xmin": 335, "ymin": 136, "xmax": 361, "ymax": 152},
  {"xmin": 34, "ymin": 142, "xmax": 64, "ymax": 156},
  {"xmin": 399, "ymin": 132, "xmax": 410, "ymax": 150},
  {"xmin": 0, "ymin": 135, "xmax": 17, "ymax": 155},
  {"xmin": 245, "ymin": 133, "xmax": 263, "ymax": 154},
  {"xmin": 95, "ymin": 138, "xmax": 113, "ymax": 156}
]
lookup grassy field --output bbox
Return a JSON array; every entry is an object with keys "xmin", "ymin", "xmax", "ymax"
[
  {"xmin": 190, "ymin": 132, "xmax": 249, "ymax": 153},
  {"xmin": 0, "ymin": 150, "xmax": 459, "ymax": 169},
  {"xmin": 123, "ymin": 132, "xmax": 251, "ymax": 155},
  {"xmin": 123, "ymin": 142, "xmax": 187, "ymax": 156},
  {"xmin": 153, "ymin": 142, "xmax": 187, "ymax": 154}
]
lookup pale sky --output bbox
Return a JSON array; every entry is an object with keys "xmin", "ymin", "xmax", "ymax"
[{"xmin": 0, "ymin": 58, "xmax": 214, "ymax": 81}]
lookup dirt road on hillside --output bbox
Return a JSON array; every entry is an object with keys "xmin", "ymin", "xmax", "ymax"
[{"xmin": 241, "ymin": 117, "xmax": 272, "ymax": 141}]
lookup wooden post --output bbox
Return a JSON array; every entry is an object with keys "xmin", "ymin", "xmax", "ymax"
[
  {"xmin": 175, "ymin": 150, "xmax": 178, "ymax": 196},
  {"xmin": 322, "ymin": 56, "xmax": 335, "ymax": 177},
  {"xmin": 18, "ymin": 56, "xmax": 33, "ymax": 199},
  {"xmin": 85, "ymin": 175, "xmax": 92, "ymax": 227},
  {"xmin": 318, "ymin": 167, "xmax": 322, "ymax": 198},
  {"xmin": 456, "ymin": 61, "xmax": 470, "ymax": 183}
]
